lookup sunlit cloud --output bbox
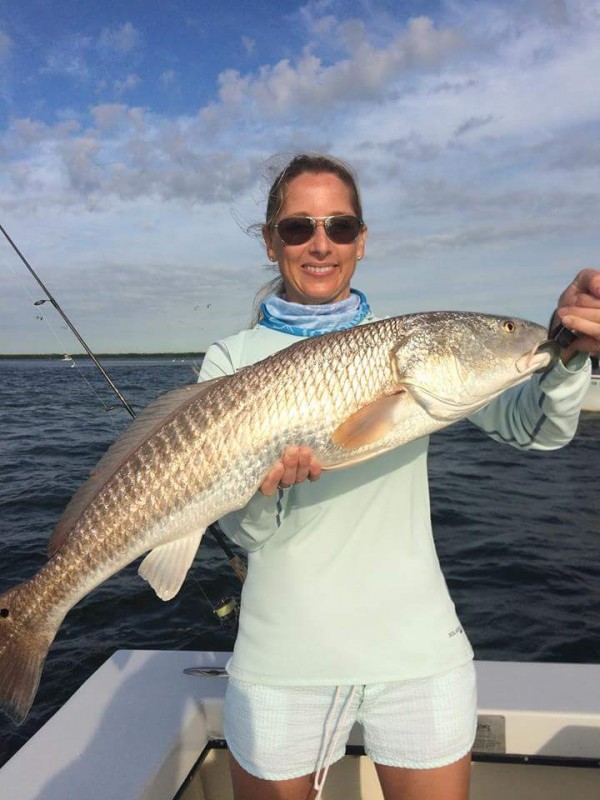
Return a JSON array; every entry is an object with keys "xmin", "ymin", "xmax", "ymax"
[{"xmin": 202, "ymin": 16, "xmax": 463, "ymax": 127}]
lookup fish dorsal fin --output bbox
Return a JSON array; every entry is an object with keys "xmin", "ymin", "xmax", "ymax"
[
  {"xmin": 331, "ymin": 391, "xmax": 408, "ymax": 450},
  {"xmin": 48, "ymin": 378, "xmax": 225, "ymax": 556},
  {"xmin": 138, "ymin": 531, "xmax": 204, "ymax": 601}
]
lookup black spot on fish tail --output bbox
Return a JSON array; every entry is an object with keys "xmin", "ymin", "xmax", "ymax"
[{"xmin": 0, "ymin": 583, "xmax": 57, "ymax": 726}]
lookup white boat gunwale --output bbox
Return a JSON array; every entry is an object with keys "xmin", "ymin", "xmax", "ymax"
[
  {"xmin": 0, "ymin": 650, "xmax": 598, "ymax": 800},
  {"xmin": 582, "ymin": 372, "xmax": 600, "ymax": 411}
]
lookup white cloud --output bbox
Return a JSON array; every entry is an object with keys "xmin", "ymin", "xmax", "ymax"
[
  {"xmin": 59, "ymin": 136, "xmax": 103, "ymax": 195},
  {"xmin": 454, "ymin": 115, "xmax": 496, "ymax": 137},
  {"xmin": 98, "ymin": 22, "xmax": 141, "ymax": 55},
  {"xmin": 202, "ymin": 15, "xmax": 463, "ymax": 125},
  {"xmin": 1, "ymin": 1, "xmax": 599, "ymax": 352},
  {"xmin": 306, "ymin": 13, "xmax": 336, "ymax": 37},
  {"xmin": 43, "ymin": 34, "xmax": 93, "ymax": 79},
  {"xmin": 296, "ymin": 0, "xmax": 341, "ymax": 38},
  {"xmin": 2, "ymin": 4, "xmax": 598, "ymax": 222},
  {"xmin": 241, "ymin": 36, "xmax": 255, "ymax": 56},
  {"xmin": 90, "ymin": 103, "xmax": 132, "ymax": 131},
  {"xmin": 160, "ymin": 70, "xmax": 176, "ymax": 87},
  {"xmin": 114, "ymin": 73, "xmax": 141, "ymax": 96},
  {"xmin": 0, "ymin": 29, "xmax": 12, "ymax": 60},
  {"xmin": 41, "ymin": 23, "xmax": 142, "ymax": 84},
  {"xmin": 533, "ymin": 0, "xmax": 570, "ymax": 25}
]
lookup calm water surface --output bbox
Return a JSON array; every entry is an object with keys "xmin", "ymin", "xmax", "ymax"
[{"xmin": 0, "ymin": 357, "xmax": 598, "ymax": 766}]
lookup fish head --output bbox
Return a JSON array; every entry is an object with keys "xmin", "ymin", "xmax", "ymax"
[{"xmin": 392, "ymin": 312, "xmax": 557, "ymax": 421}]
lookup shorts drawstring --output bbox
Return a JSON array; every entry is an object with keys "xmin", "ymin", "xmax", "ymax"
[{"xmin": 313, "ymin": 685, "xmax": 357, "ymax": 800}]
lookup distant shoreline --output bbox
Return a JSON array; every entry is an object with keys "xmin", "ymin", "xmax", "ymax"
[{"xmin": 0, "ymin": 352, "xmax": 205, "ymax": 360}]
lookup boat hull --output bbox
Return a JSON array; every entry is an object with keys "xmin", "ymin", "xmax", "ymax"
[{"xmin": 582, "ymin": 374, "xmax": 600, "ymax": 411}]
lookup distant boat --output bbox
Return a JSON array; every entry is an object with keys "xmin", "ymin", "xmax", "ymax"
[{"xmin": 61, "ymin": 354, "xmax": 72, "ymax": 361}]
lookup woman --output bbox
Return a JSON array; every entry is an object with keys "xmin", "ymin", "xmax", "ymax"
[{"xmin": 200, "ymin": 154, "xmax": 599, "ymax": 800}]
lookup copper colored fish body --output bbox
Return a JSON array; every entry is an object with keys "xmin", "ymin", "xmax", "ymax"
[{"xmin": 0, "ymin": 311, "xmax": 554, "ymax": 723}]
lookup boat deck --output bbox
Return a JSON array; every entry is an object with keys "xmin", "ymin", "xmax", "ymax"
[
  {"xmin": 184, "ymin": 747, "xmax": 600, "ymax": 800},
  {"xmin": 0, "ymin": 650, "xmax": 598, "ymax": 799}
]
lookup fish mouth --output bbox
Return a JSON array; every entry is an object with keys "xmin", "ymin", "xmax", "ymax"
[{"xmin": 516, "ymin": 339, "xmax": 560, "ymax": 374}]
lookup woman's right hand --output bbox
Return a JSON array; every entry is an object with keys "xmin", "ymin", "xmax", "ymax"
[{"xmin": 259, "ymin": 446, "xmax": 323, "ymax": 496}]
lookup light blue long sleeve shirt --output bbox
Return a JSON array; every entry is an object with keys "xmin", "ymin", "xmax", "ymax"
[{"xmin": 199, "ymin": 321, "xmax": 590, "ymax": 686}]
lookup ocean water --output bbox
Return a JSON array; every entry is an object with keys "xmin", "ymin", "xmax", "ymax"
[{"xmin": 0, "ymin": 356, "xmax": 599, "ymax": 767}]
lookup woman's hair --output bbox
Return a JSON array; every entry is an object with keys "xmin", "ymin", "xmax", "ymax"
[
  {"xmin": 251, "ymin": 153, "xmax": 363, "ymax": 324},
  {"xmin": 264, "ymin": 153, "xmax": 363, "ymax": 228}
]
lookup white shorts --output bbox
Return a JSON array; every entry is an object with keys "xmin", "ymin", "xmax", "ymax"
[{"xmin": 223, "ymin": 661, "xmax": 477, "ymax": 781}]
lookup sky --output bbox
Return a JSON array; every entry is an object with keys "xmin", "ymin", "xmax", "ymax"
[{"xmin": 1, "ymin": 0, "xmax": 599, "ymax": 354}]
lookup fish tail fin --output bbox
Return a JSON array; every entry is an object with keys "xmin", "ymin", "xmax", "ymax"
[{"xmin": 0, "ymin": 582, "xmax": 56, "ymax": 725}]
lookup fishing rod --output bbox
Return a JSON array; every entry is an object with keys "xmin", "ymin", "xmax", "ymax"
[
  {"xmin": 1, "ymin": 222, "xmax": 246, "ymax": 625},
  {"xmin": 1, "ymin": 222, "xmax": 137, "ymax": 418}
]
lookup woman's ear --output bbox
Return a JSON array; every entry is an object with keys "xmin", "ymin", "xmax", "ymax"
[
  {"xmin": 262, "ymin": 225, "xmax": 277, "ymax": 263},
  {"xmin": 356, "ymin": 224, "xmax": 367, "ymax": 261}
]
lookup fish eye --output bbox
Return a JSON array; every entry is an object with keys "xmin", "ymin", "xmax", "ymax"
[
  {"xmin": 0, "ymin": 608, "xmax": 9, "ymax": 618},
  {"xmin": 502, "ymin": 320, "xmax": 516, "ymax": 333}
]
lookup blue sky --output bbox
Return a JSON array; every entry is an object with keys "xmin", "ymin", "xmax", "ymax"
[{"xmin": 1, "ymin": 0, "xmax": 599, "ymax": 353}]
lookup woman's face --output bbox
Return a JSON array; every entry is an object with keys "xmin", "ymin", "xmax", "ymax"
[{"xmin": 262, "ymin": 172, "xmax": 367, "ymax": 305}]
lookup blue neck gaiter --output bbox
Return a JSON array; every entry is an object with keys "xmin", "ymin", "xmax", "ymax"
[{"xmin": 258, "ymin": 289, "xmax": 371, "ymax": 338}]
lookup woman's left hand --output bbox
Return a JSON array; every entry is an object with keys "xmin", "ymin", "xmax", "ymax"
[
  {"xmin": 552, "ymin": 268, "xmax": 600, "ymax": 363},
  {"xmin": 259, "ymin": 445, "xmax": 323, "ymax": 496}
]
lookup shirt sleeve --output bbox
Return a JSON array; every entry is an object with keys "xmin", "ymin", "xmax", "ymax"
[
  {"xmin": 198, "ymin": 339, "xmax": 289, "ymax": 552},
  {"xmin": 469, "ymin": 353, "xmax": 591, "ymax": 450},
  {"xmin": 198, "ymin": 341, "xmax": 236, "ymax": 380}
]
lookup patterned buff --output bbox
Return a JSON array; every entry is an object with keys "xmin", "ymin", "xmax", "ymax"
[{"xmin": 259, "ymin": 289, "xmax": 371, "ymax": 337}]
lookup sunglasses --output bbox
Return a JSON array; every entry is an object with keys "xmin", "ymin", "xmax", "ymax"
[{"xmin": 273, "ymin": 215, "xmax": 364, "ymax": 246}]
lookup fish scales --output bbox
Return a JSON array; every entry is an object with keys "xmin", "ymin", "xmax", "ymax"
[
  {"xmin": 0, "ymin": 311, "xmax": 555, "ymax": 724},
  {"xmin": 15, "ymin": 313, "xmax": 534, "ymax": 589}
]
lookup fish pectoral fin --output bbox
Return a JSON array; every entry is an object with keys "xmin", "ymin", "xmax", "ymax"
[
  {"xmin": 138, "ymin": 531, "xmax": 204, "ymax": 601},
  {"xmin": 322, "ymin": 448, "xmax": 394, "ymax": 470},
  {"xmin": 330, "ymin": 390, "xmax": 409, "ymax": 450}
]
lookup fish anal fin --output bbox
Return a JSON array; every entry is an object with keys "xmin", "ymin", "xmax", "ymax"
[
  {"xmin": 331, "ymin": 391, "xmax": 408, "ymax": 450},
  {"xmin": 138, "ymin": 531, "xmax": 204, "ymax": 601}
]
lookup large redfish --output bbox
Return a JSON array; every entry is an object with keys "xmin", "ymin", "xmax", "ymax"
[{"xmin": 0, "ymin": 312, "xmax": 556, "ymax": 723}]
